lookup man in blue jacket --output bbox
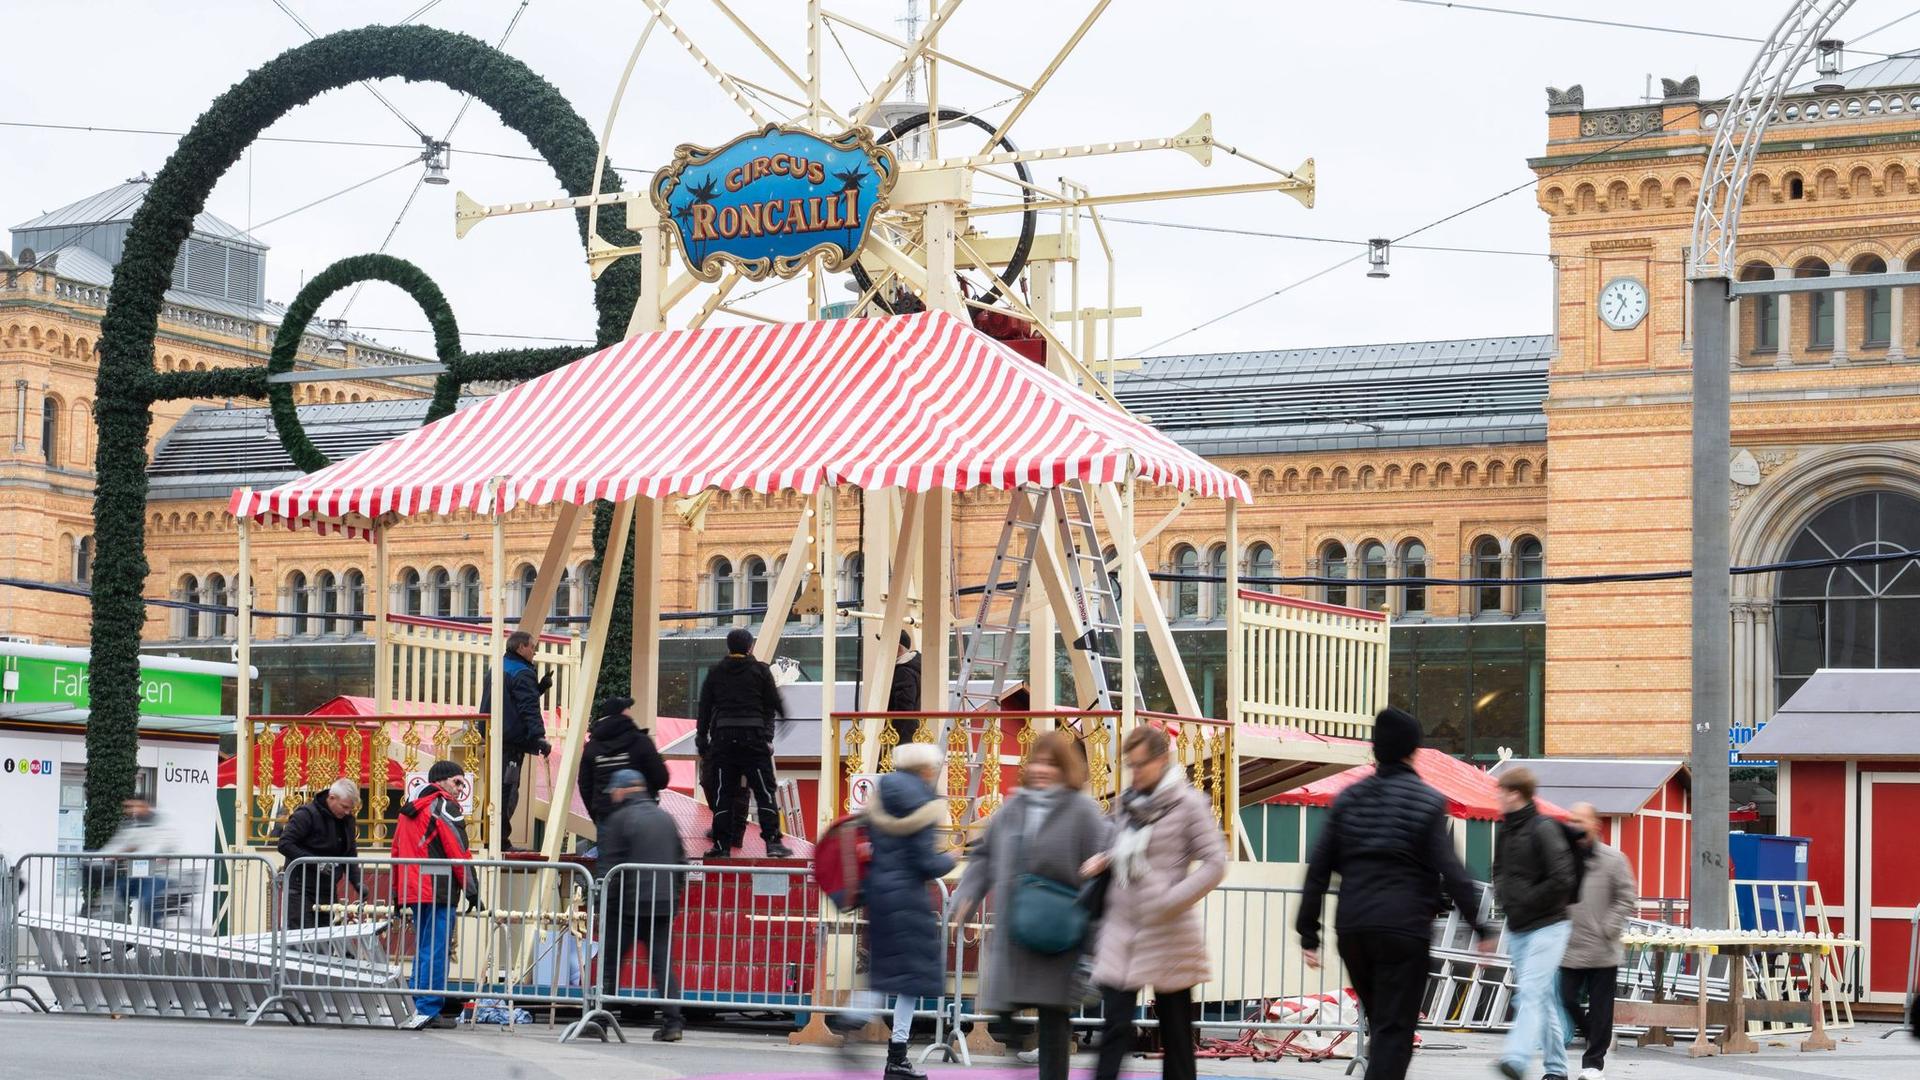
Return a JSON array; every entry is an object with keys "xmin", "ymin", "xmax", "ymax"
[{"xmin": 480, "ymin": 630, "xmax": 552, "ymax": 850}]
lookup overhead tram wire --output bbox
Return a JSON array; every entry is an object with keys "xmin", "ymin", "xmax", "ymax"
[
  {"xmin": 248, "ymin": 157, "xmax": 421, "ymax": 231},
  {"xmin": 1390, "ymin": 1, "xmax": 1902, "ymax": 59},
  {"xmin": 0, "ymin": 120, "xmax": 559, "ymax": 164},
  {"xmin": 269, "ymin": 0, "xmax": 432, "ymax": 141}
]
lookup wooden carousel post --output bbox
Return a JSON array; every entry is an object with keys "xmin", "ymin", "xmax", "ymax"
[
  {"xmin": 815, "ymin": 486, "xmax": 838, "ymax": 833},
  {"xmin": 631, "ymin": 496, "xmax": 662, "ymax": 729},
  {"xmin": 234, "ymin": 496, "xmax": 253, "ymax": 851},
  {"xmin": 487, "ymin": 477, "xmax": 508, "ymax": 854},
  {"xmin": 1224, "ymin": 497, "xmax": 1242, "ymax": 854},
  {"xmin": 1117, "ymin": 462, "xmax": 1137, "ymax": 787},
  {"xmin": 372, "ymin": 518, "xmax": 392, "ymax": 715}
]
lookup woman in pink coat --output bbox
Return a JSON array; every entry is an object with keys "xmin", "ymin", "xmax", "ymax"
[{"xmin": 1083, "ymin": 725, "xmax": 1228, "ymax": 1080}]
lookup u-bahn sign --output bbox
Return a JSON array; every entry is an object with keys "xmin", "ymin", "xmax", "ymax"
[{"xmin": 651, "ymin": 124, "xmax": 897, "ymax": 283}]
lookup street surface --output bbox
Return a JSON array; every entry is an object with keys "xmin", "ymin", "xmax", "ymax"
[{"xmin": 0, "ymin": 1010, "xmax": 1908, "ymax": 1080}]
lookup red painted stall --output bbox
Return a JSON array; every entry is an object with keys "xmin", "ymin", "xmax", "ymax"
[{"xmin": 1493, "ymin": 758, "xmax": 1692, "ymax": 916}]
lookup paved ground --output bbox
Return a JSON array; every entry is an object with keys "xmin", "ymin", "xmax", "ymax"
[{"xmin": 0, "ymin": 1010, "xmax": 1909, "ymax": 1080}]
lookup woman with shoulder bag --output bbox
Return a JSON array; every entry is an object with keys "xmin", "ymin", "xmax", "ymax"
[
  {"xmin": 953, "ymin": 731, "xmax": 1110, "ymax": 1080},
  {"xmin": 1085, "ymin": 725, "xmax": 1228, "ymax": 1080}
]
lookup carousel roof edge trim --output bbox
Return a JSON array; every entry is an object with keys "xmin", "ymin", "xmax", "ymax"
[{"xmin": 228, "ymin": 310, "xmax": 1250, "ymax": 536}]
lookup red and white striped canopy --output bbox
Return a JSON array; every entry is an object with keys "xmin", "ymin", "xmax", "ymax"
[{"xmin": 230, "ymin": 310, "xmax": 1249, "ymax": 531}]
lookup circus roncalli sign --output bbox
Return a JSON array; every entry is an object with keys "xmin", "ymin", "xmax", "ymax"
[{"xmin": 651, "ymin": 124, "xmax": 897, "ymax": 282}]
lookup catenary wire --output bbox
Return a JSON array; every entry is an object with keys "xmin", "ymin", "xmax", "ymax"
[
  {"xmin": 0, "ymin": 120, "xmax": 562, "ymax": 164},
  {"xmin": 248, "ymin": 157, "xmax": 420, "ymax": 231},
  {"xmin": 1391, "ymin": 0, "xmax": 1901, "ymax": 58},
  {"xmin": 269, "ymin": 0, "xmax": 431, "ymax": 141}
]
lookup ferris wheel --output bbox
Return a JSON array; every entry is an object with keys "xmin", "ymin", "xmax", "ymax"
[{"xmin": 453, "ymin": 0, "xmax": 1313, "ymax": 380}]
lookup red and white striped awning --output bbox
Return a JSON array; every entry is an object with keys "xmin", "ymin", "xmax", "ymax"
[{"xmin": 230, "ymin": 310, "xmax": 1248, "ymax": 532}]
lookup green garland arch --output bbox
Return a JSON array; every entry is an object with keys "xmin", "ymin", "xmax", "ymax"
[
  {"xmin": 269, "ymin": 254, "xmax": 462, "ymax": 472},
  {"xmin": 88, "ymin": 25, "xmax": 640, "ymax": 847}
]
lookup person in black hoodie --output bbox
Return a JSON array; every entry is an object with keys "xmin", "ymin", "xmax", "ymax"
[
  {"xmin": 696, "ymin": 628, "xmax": 791, "ymax": 859},
  {"xmin": 276, "ymin": 778, "xmax": 363, "ymax": 930},
  {"xmin": 886, "ymin": 631, "xmax": 923, "ymax": 748},
  {"xmin": 579, "ymin": 697, "xmax": 670, "ymax": 825},
  {"xmin": 1297, "ymin": 708, "xmax": 1494, "ymax": 1080}
]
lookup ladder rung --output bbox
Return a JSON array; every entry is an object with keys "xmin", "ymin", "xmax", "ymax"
[
  {"xmin": 996, "ymin": 553, "xmax": 1034, "ymax": 565},
  {"xmin": 1065, "ymin": 518, "xmax": 1097, "ymax": 529},
  {"xmin": 969, "ymin": 656, "xmax": 1010, "ymax": 667}
]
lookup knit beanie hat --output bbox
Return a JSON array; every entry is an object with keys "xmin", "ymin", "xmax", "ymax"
[
  {"xmin": 726, "ymin": 628, "xmax": 754, "ymax": 654},
  {"xmin": 427, "ymin": 760, "xmax": 465, "ymax": 785},
  {"xmin": 594, "ymin": 696, "xmax": 634, "ymax": 721},
  {"xmin": 1371, "ymin": 707, "xmax": 1422, "ymax": 765}
]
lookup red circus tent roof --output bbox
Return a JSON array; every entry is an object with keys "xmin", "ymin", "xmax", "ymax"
[
  {"xmin": 228, "ymin": 310, "xmax": 1248, "ymax": 533},
  {"xmin": 1264, "ymin": 748, "xmax": 1568, "ymax": 822}
]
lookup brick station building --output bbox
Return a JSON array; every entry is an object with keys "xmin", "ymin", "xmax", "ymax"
[{"xmin": 10, "ymin": 56, "xmax": 1920, "ymax": 774}]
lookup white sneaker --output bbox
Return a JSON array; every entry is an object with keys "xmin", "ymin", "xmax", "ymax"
[
  {"xmin": 1577, "ymin": 1069, "xmax": 1605, "ymax": 1080},
  {"xmin": 401, "ymin": 1012, "xmax": 434, "ymax": 1031},
  {"xmin": 1016, "ymin": 1049, "xmax": 1039, "ymax": 1064}
]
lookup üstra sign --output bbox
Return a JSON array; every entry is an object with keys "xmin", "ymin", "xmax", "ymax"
[{"xmin": 651, "ymin": 124, "xmax": 896, "ymax": 283}]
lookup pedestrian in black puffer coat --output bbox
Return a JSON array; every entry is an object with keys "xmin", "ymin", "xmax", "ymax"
[
  {"xmin": 849, "ymin": 742, "xmax": 953, "ymax": 1078},
  {"xmin": 579, "ymin": 697, "xmax": 670, "ymax": 825}
]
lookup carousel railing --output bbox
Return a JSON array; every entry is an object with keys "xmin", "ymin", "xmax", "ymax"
[
  {"xmin": 827, "ymin": 709, "xmax": 1234, "ymax": 852},
  {"xmin": 242, "ymin": 712, "xmax": 488, "ymax": 849},
  {"xmin": 384, "ymin": 614, "xmax": 581, "ymax": 722}
]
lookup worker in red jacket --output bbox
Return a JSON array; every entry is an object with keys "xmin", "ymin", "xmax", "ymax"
[{"xmin": 391, "ymin": 760, "xmax": 480, "ymax": 1029}]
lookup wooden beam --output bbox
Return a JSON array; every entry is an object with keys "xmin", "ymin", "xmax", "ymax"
[
  {"xmin": 541, "ymin": 498, "xmax": 635, "ymax": 862},
  {"xmin": 920, "ymin": 488, "xmax": 954, "ymax": 747},
  {"xmin": 1092, "ymin": 483, "xmax": 1201, "ymax": 718},
  {"xmin": 487, "ymin": 482, "xmax": 508, "ymax": 855},
  {"xmin": 863, "ymin": 494, "xmax": 924, "ymax": 712},
  {"xmin": 234, "ymin": 504, "xmax": 253, "ymax": 851},
  {"xmin": 752, "ymin": 506, "xmax": 818, "ymax": 663},
  {"xmin": 517, "ymin": 502, "xmax": 586, "ymax": 638},
  {"xmin": 631, "ymin": 497, "xmax": 662, "ymax": 729},
  {"xmin": 815, "ymin": 486, "xmax": 839, "ymax": 834},
  {"xmin": 373, "ymin": 520, "xmax": 391, "ymax": 714}
]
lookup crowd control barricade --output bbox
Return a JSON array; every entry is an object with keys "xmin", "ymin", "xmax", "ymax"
[
  {"xmin": 276, "ymin": 855, "xmax": 595, "ymax": 1036},
  {"xmin": 585, "ymin": 862, "xmax": 952, "ymax": 1045},
  {"xmin": 0, "ymin": 855, "xmax": 46, "ymax": 1012},
  {"xmin": 10, "ymin": 852, "xmax": 283, "ymax": 1022},
  {"xmin": 944, "ymin": 884, "xmax": 1364, "ymax": 1068}
]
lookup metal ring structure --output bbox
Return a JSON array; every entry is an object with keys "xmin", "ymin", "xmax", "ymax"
[
  {"xmin": 851, "ymin": 108, "xmax": 1039, "ymax": 312},
  {"xmin": 1691, "ymin": 1, "xmax": 1856, "ymax": 277}
]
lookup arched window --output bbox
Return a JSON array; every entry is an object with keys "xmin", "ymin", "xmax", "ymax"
[
  {"xmin": 206, "ymin": 573, "xmax": 229, "ymax": 638},
  {"xmin": 1170, "ymin": 544, "xmax": 1199, "ymax": 619},
  {"xmin": 839, "ymin": 552, "xmax": 864, "ymax": 620},
  {"xmin": 73, "ymin": 536, "xmax": 93, "ymax": 584},
  {"xmin": 1853, "ymin": 254, "xmax": 1891, "ymax": 346},
  {"xmin": 343, "ymin": 569, "xmax": 367, "ymax": 630},
  {"xmin": 1473, "ymin": 538, "xmax": 1504, "ymax": 615},
  {"xmin": 1399, "ymin": 540, "xmax": 1428, "ymax": 614},
  {"xmin": 553, "ymin": 568, "xmax": 575, "ymax": 621},
  {"xmin": 1359, "ymin": 540, "xmax": 1389, "ymax": 612},
  {"xmin": 287, "ymin": 570, "xmax": 309, "ymax": 637},
  {"xmin": 1206, "ymin": 543, "xmax": 1230, "ymax": 618},
  {"xmin": 457, "ymin": 566, "xmax": 481, "ymax": 617},
  {"xmin": 1516, "ymin": 536, "xmax": 1545, "ymax": 614},
  {"xmin": 1320, "ymin": 541, "xmax": 1349, "ymax": 608},
  {"xmin": 399, "ymin": 568, "xmax": 423, "ymax": 618},
  {"xmin": 743, "ymin": 556, "xmax": 769, "ymax": 623},
  {"xmin": 41, "ymin": 393, "xmax": 60, "ymax": 467},
  {"xmin": 315, "ymin": 570, "xmax": 338, "ymax": 636},
  {"xmin": 1740, "ymin": 263, "xmax": 1778, "ymax": 353},
  {"xmin": 515, "ymin": 564, "xmax": 537, "ymax": 618},
  {"xmin": 1798, "ymin": 259, "xmax": 1833, "ymax": 348},
  {"xmin": 1245, "ymin": 542, "xmax": 1275, "ymax": 585},
  {"xmin": 179, "ymin": 574, "xmax": 202, "ymax": 639},
  {"xmin": 708, "ymin": 556, "xmax": 735, "ymax": 628},
  {"xmin": 1775, "ymin": 490, "xmax": 1920, "ymax": 704},
  {"xmin": 428, "ymin": 567, "xmax": 452, "ymax": 618}
]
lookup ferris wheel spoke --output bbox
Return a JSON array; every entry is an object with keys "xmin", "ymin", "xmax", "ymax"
[
  {"xmin": 845, "ymin": 0, "xmax": 967, "ymax": 127},
  {"xmin": 976, "ymin": 0, "xmax": 1116, "ymax": 155},
  {"xmin": 639, "ymin": 0, "xmax": 773, "ymax": 127}
]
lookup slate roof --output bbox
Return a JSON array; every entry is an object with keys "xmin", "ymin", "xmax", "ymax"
[
  {"xmin": 1113, "ymin": 335, "xmax": 1550, "ymax": 455},
  {"xmin": 1742, "ymin": 669, "xmax": 1920, "ymax": 759},
  {"xmin": 1789, "ymin": 50, "xmax": 1920, "ymax": 93},
  {"xmin": 12, "ymin": 178, "xmax": 263, "ymax": 248},
  {"xmin": 147, "ymin": 398, "xmax": 472, "ymax": 500}
]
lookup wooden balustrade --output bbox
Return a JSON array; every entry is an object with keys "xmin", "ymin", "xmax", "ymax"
[{"xmin": 1236, "ymin": 589, "xmax": 1390, "ymax": 740}]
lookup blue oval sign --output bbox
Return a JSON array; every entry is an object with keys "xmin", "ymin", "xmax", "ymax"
[{"xmin": 651, "ymin": 124, "xmax": 897, "ymax": 283}]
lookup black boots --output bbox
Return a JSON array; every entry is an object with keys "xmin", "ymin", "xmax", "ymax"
[{"xmin": 884, "ymin": 1041, "xmax": 926, "ymax": 1079}]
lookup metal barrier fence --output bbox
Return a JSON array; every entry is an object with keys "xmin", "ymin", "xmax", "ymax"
[
  {"xmin": 277, "ymin": 856, "xmax": 596, "ymax": 1033},
  {"xmin": 0, "ymin": 855, "xmax": 43, "ymax": 1011},
  {"xmin": 10, "ymin": 852, "xmax": 283, "ymax": 1022},
  {"xmin": 943, "ymin": 884, "xmax": 1365, "ymax": 1067},
  {"xmin": 585, "ymin": 862, "xmax": 952, "ymax": 1046}
]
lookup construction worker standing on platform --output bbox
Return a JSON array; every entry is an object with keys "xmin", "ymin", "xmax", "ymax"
[{"xmin": 696, "ymin": 628, "xmax": 792, "ymax": 860}]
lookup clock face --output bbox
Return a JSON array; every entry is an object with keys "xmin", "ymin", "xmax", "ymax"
[{"xmin": 1598, "ymin": 277, "xmax": 1649, "ymax": 330}]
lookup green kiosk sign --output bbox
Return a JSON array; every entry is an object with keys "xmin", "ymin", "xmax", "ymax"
[{"xmin": 7, "ymin": 656, "xmax": 225, "ymax": 716}]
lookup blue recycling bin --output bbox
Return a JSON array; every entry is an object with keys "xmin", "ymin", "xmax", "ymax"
[{"xmin": 1729, "ymin": 833, "xmax": 1810, "ymax": 931}]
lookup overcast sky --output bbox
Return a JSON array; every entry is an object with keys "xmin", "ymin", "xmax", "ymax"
[{"xmin": 6, "ymin": 1, "xmax": 1917, "ymax": 361}]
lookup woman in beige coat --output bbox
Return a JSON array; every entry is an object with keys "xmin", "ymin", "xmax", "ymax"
[{"xmin": 1084, "ymin": 725, "xmax": 1228, "ymax": 1080}]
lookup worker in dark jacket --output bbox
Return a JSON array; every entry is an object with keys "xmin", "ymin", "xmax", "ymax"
[
  {"xmin": 276, "ymin": 778, "xmax": 363, "ymax": 930},
  {"xmin": 1296, "ymin": 708, "xmax": 1493, "ymax": 1080},
  {"xmin": 478, "ymin": 630, "xmax": 552, "ymax": 850},
  {"xmin": 696, "ymin": 628, "xmax": 791, "ymax": 859},
  {"xmin": 596, "ymin": 769, "xmax": 688, "ymax": 1041},
  {"xmin": 579, "ymin": 697, "xmax": 669, "ymax": 824},
  {"xmin": 886, "ymin": 631, "xmax": 923, "ymax": 749},
  {"xmin": 1491, "ymin": 767, "xmax": 1576, "ymax": 1080},
  {"xmin": 845, "ymin": 742, "xmax": 954, "ymax": 1077}
]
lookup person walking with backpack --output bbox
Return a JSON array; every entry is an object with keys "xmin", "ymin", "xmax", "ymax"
[
  {"xmin": 1492, "ymin": 767, "xmax": 1577, "ymax": 1080},
  {"xmin": 1296, "ymin": 708, "xmax": 1495, "ymax": 1080},
  {"xmin": 478, "ymin": 630, "xmax": 552, "ymax": 850},
  {"xmin": 953, "ymin": 732, "xmax": 1109, "ymax": 1080},
  {"xmin": 579, "ymin": 697, "xmax": 670, "ymax": 826},
  {"xmin": 596, "ymin": 769, "xmax": 687, "ymax": 1042},
  {"xmin": 1084, "ymin": 726, "xmax": 1228, "ymax": 1080},
  {"xmin": 833, "ymin": 742, "xmax": 954, "ymax": 1077},
  {"xmin": 696, "ymin": 628, "xmax": 791, "ymax": 859},
  {"xmin": 1558, "ymin": 802, "xmax": 1637, "ymax": 1080},
  {"xmin": 392, "ymin": 761, "xmax": 481, "ymax": 1029}
]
